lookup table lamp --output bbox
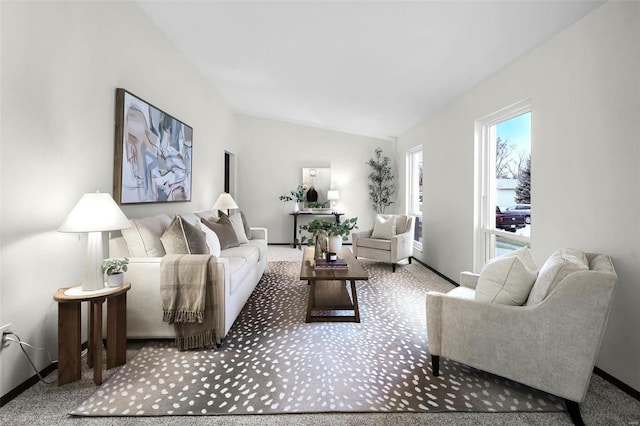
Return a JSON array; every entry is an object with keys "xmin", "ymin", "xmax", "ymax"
[
  {"xmin": 327, "ymin": 190, "xmax": 340, "ymax": 211},
  {"xmin": 58, "ymin": 192, "xmax": 131, "ymax": 291},
  {"xmin": 213, "ymin": 192, "xmax": 239, "ymax": 215}
]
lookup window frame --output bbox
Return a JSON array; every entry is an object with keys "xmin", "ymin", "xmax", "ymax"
[
  {"xmin": 407, "ymin": 145, "xmax": 423, "ymax": 251},
  {"xmin": 474, "ymin": 100, "xmax": 531, "ymax": 272}
]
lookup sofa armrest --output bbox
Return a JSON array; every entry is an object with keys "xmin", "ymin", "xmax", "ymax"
[
  {"xmin": 459, "ymin": 271, "xmax": 480, "ymax": 289},
  {"xmin": 250, "ymin": 227, "xmax": 268, "ymax": 242}
]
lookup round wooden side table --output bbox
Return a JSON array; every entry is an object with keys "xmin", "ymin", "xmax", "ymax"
[{"xmin": 53, "ymin": 283, "xmax": 130, "ymax": 386}]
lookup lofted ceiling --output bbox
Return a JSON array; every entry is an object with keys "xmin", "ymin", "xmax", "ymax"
[{"xmin": 137, "ymin": 1, "xmax": 604, "ymax": 139}]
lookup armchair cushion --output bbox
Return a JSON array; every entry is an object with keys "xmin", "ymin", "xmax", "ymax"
[
  {"xmin": 475, "ymin": 255, "xmax": 537, "ymax": 305},
  {"xmin": 371, "ymin": 215, "xmax": 396, "ymax": 239},
  {"xmin": 355, "ymin": 238, "xmax": 391, "ymax": 251},
  {"xmin": 526, "ymin": 248, "xmax": 588, "ymax": 306}
]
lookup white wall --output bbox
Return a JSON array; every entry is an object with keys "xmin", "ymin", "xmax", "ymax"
[
  {"xmin": 397, "ymin": 1, "xmax": 640, "ymax": 391},
  {"xmin": 234, "ymin": 114, "xmax": 392, "ymax": 244},
  {"xmin": 0, "ymin": 1, "xmax": 236, "ymax": 397}
]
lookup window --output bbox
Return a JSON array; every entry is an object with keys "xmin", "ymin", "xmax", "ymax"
[
  {"xmin": 408, "ymin": 146, "xmax": 423, "ymax": 248},
  {"xmin": 476, "ymin": 101, "xmax": 531, "ymax": 269}
]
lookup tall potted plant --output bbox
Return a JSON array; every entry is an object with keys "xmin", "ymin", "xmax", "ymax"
[
  {"xmin": 367, "ymin": 147, "xmax": 396, "ymax": 214},
  {"xmin": 279, "ymin": 184, "xmax": 306, "ymax": 213}
]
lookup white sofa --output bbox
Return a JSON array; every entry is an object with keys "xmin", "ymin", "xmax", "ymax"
[{"xmin": 108, "ymin": 211, "xmax": 267, "ymax": 341}]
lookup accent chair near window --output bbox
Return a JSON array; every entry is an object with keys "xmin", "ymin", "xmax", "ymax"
[{"xmin": 351, "ymin": 214, "xmax": 416, "ymax": 272}]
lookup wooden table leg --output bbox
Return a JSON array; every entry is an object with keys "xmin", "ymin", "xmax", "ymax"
[
  {"xmin": 107, "ymin": 292, "xmax": 127, "ymax": 369},
  {"xmin": 91, "ymin": 300, "xmax": 103, "ymax": 385},
  {"xmin": 87, "ymin": 302, "xmax": 94, "ymax": 368},
  {"xmin": 57, "ymin": 302, "xmax": 81, "ymax": 386},
  {"xmin": 306, "ymin": 280, "xmax": 315, "ymax": 323},
  {"xmin": 350, "ymin": 280, "xmax": 360, "ymax": 323}
]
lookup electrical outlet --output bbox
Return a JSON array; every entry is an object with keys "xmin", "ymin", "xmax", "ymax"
[{"xmin": 1, "ymin": 323, "xmax": 13, "ymax": 348}]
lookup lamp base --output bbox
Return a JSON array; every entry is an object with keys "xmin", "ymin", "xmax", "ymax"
[{"xmin": 82, "ymin": 231, "xmax": 104, "ymax": 292}]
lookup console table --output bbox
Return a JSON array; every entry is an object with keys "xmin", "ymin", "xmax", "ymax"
[{"xmin": 289, "ymin": 212, "xmax": 343, "ymax": 248}]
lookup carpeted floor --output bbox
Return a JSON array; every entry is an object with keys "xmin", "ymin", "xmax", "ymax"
[
  {"xmin": 71, "ymin": 260, "xmax": 564, "ymax": 416},
  {"xmin": 1, "ymin": 246, "xmax": 639, "ymax": 425}
]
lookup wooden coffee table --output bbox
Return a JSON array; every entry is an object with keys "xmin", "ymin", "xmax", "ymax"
[{"xmin": 299, "ymin": 247, "xmax": 369, "ymax": 322}]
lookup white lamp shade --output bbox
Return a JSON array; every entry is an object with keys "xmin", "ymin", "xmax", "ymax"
[
  {"xmin": 212, "ymin": 193, "xmax": 239, "ymax": 211},
  {"xmin": 327, "ymin": 190, "xmax": 340, "ymax": 201},
  {"xmin": 59, "ymin": 193, "xmax": 131, "ymax": 232}
]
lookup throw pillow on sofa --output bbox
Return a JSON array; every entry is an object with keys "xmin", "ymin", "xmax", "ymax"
[
  {"xmin": 121, "ymin": 214, "xmax": 172, "ymax": 257},
  {"xmin": 371, "ymin": 215, "xmax": 396, "ymax": 239},
  {"xmin": 240, "ymin": 211, "xmax": 252, "ymax": 240},
  {"xmin": 197, "ymin": 218, "xmax": 221, "ymax": 257},
  {"xmin": 219, "ymin": 211, "xmax": 249, "ymax": 244},
  {"xmin": 160, "ymin": 215, "xmax": 209, "ymax": 255},
  {"xmin": 201, "ymin": 216, "xmax": 240, "ymax": 250},
  {"xmin": 476, "ymin": 255, "xmax": 537, "ymax": 305}
]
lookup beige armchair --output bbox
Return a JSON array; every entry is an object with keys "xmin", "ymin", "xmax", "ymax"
[
  {"xmin": 426, "ymin": 249, "xmax": 617, "ymax": 425},
  {"xmin": 352, "ymin": 214, "xmax": 416, "ymax": 272}
]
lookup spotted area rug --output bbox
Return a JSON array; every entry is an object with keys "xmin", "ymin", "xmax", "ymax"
[{"xmin": 72, "ymin": 261, "xmax": 564, "ymax": 416}]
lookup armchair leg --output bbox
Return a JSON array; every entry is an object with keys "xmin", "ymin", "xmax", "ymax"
[
  {"xmin": 409, "ymin": 257, "xmax": 412, "ymax": 264},
  {"xmin": 431, "ymin": 355, "xmax": 440, "ymax": 376},
  {"xmin": 565, "ymin": 399, "xmax": 584, "ymax": 426},
  {"xmin": 392, "ymin": 264, "xmax": 396, "ymax": 273}
]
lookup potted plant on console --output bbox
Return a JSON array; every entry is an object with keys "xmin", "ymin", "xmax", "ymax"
[
  {"xmin": 279, "ymin": 184, "xmax": 307, "ymax": 213},
  {"xmin": 102, "ymin": 258, "xmax": 129, "ymax": 287},
  {"xmin": 299, "ymin": 217, "xmax": 358, "ymax": 254}
]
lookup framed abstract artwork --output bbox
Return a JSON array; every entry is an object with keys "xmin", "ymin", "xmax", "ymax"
[{"xmin": 113, "ymin": 88, "xmax": 193, "ymax": 204}]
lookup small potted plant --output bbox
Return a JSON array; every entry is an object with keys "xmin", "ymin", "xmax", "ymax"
[
  {"xmin": 102, "ymin": 258, "xmax": 129, "ymax": 287},
  {"xmin": 279, "ymin": 184, "xmax": 307, "ymax": 212},
  {"xmin": 299, "ymin": 217, "xmax": 358, "ymax": 253}
]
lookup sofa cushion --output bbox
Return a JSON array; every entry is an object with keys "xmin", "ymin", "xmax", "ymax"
[
  {"xmin": 197, "ymin": 218, "xmax": 221, "ymax": 257},
  {"xmin": 160, "ymin": 216, "xmax": 208, "ymax": 255},
  {"xmin": 475, "ymin": 255, "xmax": 537, "ymax": 305},
  {"xmin": 121, "ymin": 214, "xmax": 172, "ymax": 257},
  {"xmin": 201, "ymin": 216, "xmax": 240, "ymax": 250},
  {"xmin": 356, "ymin": 237, "xmax": 392, "ymax": 251},
  {"xmin": 223, "ymin": 244, "xmax": 261, "ymax": 295},
  {"xmin": 526, "ymin": 248, "xmax": 589, "ymax": 306},
  {"xmin": 371, "ymin": 215, "xmax": 396, "ymax": 239}
]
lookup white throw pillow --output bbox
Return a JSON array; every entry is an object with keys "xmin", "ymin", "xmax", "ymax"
[
  {"xmin": 475, "ymin": 256, "xmax": 537, "ymax": 305},
  {"xmin": 497, "ymin": 246, "xmax": 538, "ymax": 273},
  {"xmin": 197, "ymin": 218, "xmax": 221, "ymax": 257},
  {"xmin": 526, "ymin": 248, "xmax": 588, "ymax": 306},
  {"xmin": 371, "ymin": 215, "xmax": 396, "ymax": 239},
  {"xmin": 228, "ymin": 213, "xmax": 249, "ymax": 244}
]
